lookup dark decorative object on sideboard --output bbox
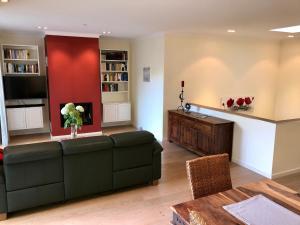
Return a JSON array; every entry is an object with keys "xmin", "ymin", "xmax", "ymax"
[
  {"xmin": 177, "ymin": 81, "xmax": 185, "ymax": 111},
  {"xmin": 168, "ymin": 110, "xmax": 234, "ymax": 159},
  {"xmin": 185, "ymin": 103, "xmax": 191, "ymax": 112}
]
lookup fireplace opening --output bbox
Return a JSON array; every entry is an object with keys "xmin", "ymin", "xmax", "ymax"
[{"xmin": 60, "ymin": 102, "xmax": 93, "ymax": 127}]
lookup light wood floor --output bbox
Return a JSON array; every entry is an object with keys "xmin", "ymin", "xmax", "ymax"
[{"xmin": 2, "ymin": 127, "xmax": 300, "ymax": 224}]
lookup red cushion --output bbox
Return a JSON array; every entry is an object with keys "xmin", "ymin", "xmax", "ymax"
[{"xmin": 0, "ymin": 148, "xmax": 3, "ymax": 162}]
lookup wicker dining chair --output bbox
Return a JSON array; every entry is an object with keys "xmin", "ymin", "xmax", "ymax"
[{"xmin": 186, "ymin": 154, "xmax": 232, "ymax": 200}]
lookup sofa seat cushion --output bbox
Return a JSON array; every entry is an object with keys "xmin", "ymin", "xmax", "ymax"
[
  {"xmin": 110, "ymin": 131, "xmax": 154, "ymax": 147},
  {"xmin": 113, "ymin": 165, "xmax": 153, "ymax": 189},
  {"xmin": 113, "ymin": 144, "xmax": 153, "ymax": 171},
  {"xmin": 4, "ymin": 142, "xmax": 61, "ymax": 165},
  {"xmin": 7, "ymin": 182, "xmax": 64, "ymax": 213},
  {"xmin": 61, "ymin": 136, "xmax": 113, "ymax": 156}
]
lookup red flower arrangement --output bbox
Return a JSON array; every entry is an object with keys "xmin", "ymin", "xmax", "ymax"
[{"xmin": 224, "ymin": 97, "xmax": 254, "ymax": 111}]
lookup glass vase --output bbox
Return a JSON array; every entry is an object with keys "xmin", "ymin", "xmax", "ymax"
[{"xmin": 70, "ymin": 124, "xmax": 78, "ymax": 139}]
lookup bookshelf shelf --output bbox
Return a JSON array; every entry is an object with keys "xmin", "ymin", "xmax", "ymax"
[
  {"xmin": 102, "ymin": 91, "xmax": 129, "ymax": 93},
  {"xmin": 4, "ymin": 72, "xmax": 40, "ymax": 75},
  {"xmin": 4, "ymin": 58, "xmax": 39, "ymax": 62},
  {"xmin": 101, "ymin": 71, "xmax": 128, "ymax": 73},
  {"xmin": 102, "ymin": 81, "xmax": 128, "ymax": 83},
  {"xmin": 101, "ymin": 60, "xmax": 127, "ymax": 63}
]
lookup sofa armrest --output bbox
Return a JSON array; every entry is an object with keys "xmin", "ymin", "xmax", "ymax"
[
  {"xmin": 0, "ymin": 166, "xmax": 7, "ymax": 214},
  {"xmin": 153, "ymin": 141, "xmax": 163, "ymax": 181},
  {"xmin": 153, "ymin": 140, "xmax": 163, "ymax": 155}
]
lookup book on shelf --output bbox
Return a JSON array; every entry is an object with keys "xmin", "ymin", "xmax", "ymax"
[
  {"xmin": 3, "ymin": 62, "xmax": 39, "ymax": 74},
  {"xmin": 3, "ymin": 48, "xmax": 31, "ymax": 60},
  {"xmin": 103, "ymin": 63, "xmax": 127, "ymax": 71},
  {"xmin": 102, "ymin": 83, "xmax": 119, "ymax": 92},
  {"xmin": 101, "ymin": 72, "xmax": 128, "ymax": 82}
]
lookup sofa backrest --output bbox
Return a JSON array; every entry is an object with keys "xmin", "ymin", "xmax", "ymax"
[
  {"xmin": 4, "ymin": 142, "xmax": 63, "ymax": 192},
  {"xmin": 61, "ymin": 136, "xmax": 114, "ymax": 200}
]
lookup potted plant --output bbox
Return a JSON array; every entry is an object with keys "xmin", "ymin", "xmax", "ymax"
[{"xmin": 61, "ymin": 103, "xmax": 85, "ymax": 138}]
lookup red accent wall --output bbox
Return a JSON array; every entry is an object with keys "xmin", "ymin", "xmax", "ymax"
[{"xmin": 45, "ymin": 35, "xmax": 101, "ymax": 136}]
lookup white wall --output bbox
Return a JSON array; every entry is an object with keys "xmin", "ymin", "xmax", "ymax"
[
  {"xmin": 273, "ymin": 121, "xmax": 300, "ymax": 178},
  {"xmin": 163, "ymin": 33, "xmax": 281, "ymax": 138},
  {"xmin": 192, "ymin": 105, "xmax": 277, "ymax": 178},
  {"xmin": 131, "ymin": 35, "xmax": 165, "ymax": 141},
  {"xmin": 274, "ymin": 38, "xmax": 300, "ymax": 120}
]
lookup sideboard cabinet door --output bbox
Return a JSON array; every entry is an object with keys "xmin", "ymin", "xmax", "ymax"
[
  {"xmin": 180, "ymin": 119, "xmax": 198, "ymax": 150},
  {"xmin": 25, "ymin": 107, "xmax": 44, "ymax": 129},
  {"xmin": 168, "ymin": 113, "xmax": 181, "ymax": 144},
  {"xmin": 7, "ymin": 108, "xmax": 26, "ymax": 130}
]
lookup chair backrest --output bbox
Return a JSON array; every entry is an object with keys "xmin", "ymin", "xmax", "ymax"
[{"xmin": 186, "ymin": 154, "xmax": 232, "ymax": 199}]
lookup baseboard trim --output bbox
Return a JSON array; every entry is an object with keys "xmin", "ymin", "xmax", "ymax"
[
  {"xmin": 51, "ymin": 131, "xmax": 103, "ymax": 140},
  {"xmin": 102, "ymin": 121, "xmax": 131, "ymax": 128},
  {"xmin": 232, "ymin": 158, "xmax": 271, "ymax": 178},
  {"xmin": 272, "ymin": 167, "xmax": 300, "ymax": 179}
]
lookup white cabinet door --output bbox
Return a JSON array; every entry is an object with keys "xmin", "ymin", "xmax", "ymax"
[
  {"xmin": 25, "ymin": 107, "xmax": 44, "ymax": 129},
  {"xmin": 117, "ymin": 103, "xmax": 131, "ymax": 121},
  {"xmin": 103, "ymin": 103, "xmax": 117, "ymax": 123},
  {"xmin": 6, "ymin": 108, "xmax": 26, "ymax": 130}
]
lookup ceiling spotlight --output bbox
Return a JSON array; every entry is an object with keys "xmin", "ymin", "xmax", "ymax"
[
  {"xmin": 37, "ymin": 26, "xmax": 42, "ymax": 29},
  {"xmin": 102, "ymin": 31, "xmax": 106, "ymax": 34},
  {"xmin": 227, "ymin": 29, "xmax": 236, "ymax": 33},
  {"xmin": 1, "ymin": 0, "xmax": 9, "ymax": 3},
  {"xmin": 43, "ymin": 27, "xmax": 48, "ymax": 30},
  {"xmin": 288, "ymin": 34, "xmax": 295, "ymax": 38},
  {"xmin": 107, "ymin": 31, "xmax": 111, "ymax": 34}
]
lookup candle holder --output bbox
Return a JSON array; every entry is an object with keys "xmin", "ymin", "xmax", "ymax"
[{"xmin": 177, "ymin": 83, "xmax": 185, "ymax": 112}]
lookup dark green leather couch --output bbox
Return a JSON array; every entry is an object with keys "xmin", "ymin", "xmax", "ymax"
[{"xmin": 0, "ymin": 131, "xmax": 163, "ymax": 217}]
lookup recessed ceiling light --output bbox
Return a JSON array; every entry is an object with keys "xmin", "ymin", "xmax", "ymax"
[
  {"xmin": 1, "ymin": 0, "xmax": 9, "ymax": 3},
  {"xmin": 107, "ymin": 31, "xmax": 111, "ymax": 34},
  {"xmin": 271, "ymin": 25, "xmax": 300, "ymax": 33},
  {"xmin": 102, "ymin": 31, "xmax": 106, "ymax": 34},
  {"xmin": 43, "ymin": 27, "xmax": 48, "ymax": 30},
  {"xmin": 37, "ymin": 26, "xmax": 42, "ymax": 29},
  {"xmin": 227, "ymin": 29, "xmax": 236, "ymax": 33},
  {"xmin": 288, "ymin": 34, "xmax": 295, "ymax": 38}
]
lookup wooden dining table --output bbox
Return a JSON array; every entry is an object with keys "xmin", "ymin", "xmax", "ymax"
[{"xmin": 171, "ymin": 179, "xmax": 300, "ymax": 225}]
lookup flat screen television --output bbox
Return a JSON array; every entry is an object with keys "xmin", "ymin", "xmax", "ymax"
[{"xmin": 3, "ymin": 76, "xmax": 47, "ymax": 100}]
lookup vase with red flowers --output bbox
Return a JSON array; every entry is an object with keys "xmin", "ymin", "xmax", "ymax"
[{"xmin": 222, "ymin": 97, "xmax": 254, "ymax": 111}]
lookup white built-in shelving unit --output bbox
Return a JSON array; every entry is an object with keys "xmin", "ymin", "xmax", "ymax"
[
  {"xmin": 0, "ymin": 44, "xmax": 44, "ymax": 135},
  {"xmin": 100, "ymin": 49, "xmax": 131, "ymax": 125}
]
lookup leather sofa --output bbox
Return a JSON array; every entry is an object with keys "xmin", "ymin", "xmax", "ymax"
[{"xmin": 0, "ymin": 131, "xmax": 163, "ymax": 219}]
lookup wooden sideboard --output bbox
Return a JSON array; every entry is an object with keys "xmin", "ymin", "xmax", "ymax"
[{"xmin": 168, "ymin": 110, "xmax": 234, "ymax": 159}]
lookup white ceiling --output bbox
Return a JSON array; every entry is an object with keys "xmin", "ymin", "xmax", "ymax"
[{"xmin": 0, "ymin": 0, "xmax": 300, "ymax": 38}]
